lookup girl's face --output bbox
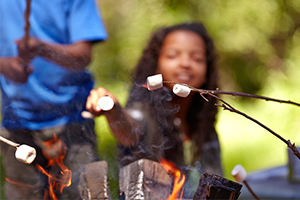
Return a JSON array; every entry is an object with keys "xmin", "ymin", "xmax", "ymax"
[{"xmin": 156, "ymin": 30, "xmax": 207, "ymax": 89}]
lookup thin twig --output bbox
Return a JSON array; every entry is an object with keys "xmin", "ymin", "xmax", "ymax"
[
  {"xmin": 203, "ymin": 91, "xmax": 300, "ymax": 160},
  {"xmin": 24, "ymin": 0, "xmax": 31, "ymax": 47},
  {"xmin": 0, "ymin": 136, "xmax": 20, "ymax": 148},
  {"xmin": 163, "ymin": 81, "xmax": 300, "ymax": 160},
  {"xmin": 163, "ymin": 81, "xmax": 300, "ymax": 107},
  {"xmin": 243, "ymin": 180, "xmax": 260, "ymax": 200}
]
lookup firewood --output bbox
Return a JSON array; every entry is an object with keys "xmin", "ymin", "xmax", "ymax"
[
  {"xmin": 119, "ymin": 158, "xmax": 172, "ymax": 200},
  {"xmin": 193, "ymin": 172, "xmax": 242, "ymax": 200},
  {"xmin": 78, "ymin": 161, "xmax": 111, "ymax": 200}
]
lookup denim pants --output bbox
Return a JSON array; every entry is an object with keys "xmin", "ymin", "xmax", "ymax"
[{"xmin": 0, "ymin": 121, "xmax": 99, "ymax": 200}]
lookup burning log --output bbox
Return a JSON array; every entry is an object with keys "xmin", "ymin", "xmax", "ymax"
[
  {"xmin": 0, "ymin": 135, "xmax": 36, "ymax": 164},
  {"xmin": 78, "ymin": 161, "xmax": 111, "ymax": 200},
  {"xmin": 193, "ymin": 172, "xmax": 242, "ymax": 200},
  {"xmin": 119, "ymin": 158, "xmax": 173, "ymax": 200}
]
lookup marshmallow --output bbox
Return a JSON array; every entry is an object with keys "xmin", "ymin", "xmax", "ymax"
[
  {"xmin": 81, "ymin": 111, "xmax": 95, "ymax": 119},
  {"xmin": 147, "ymin": 74, "xmax": 163, "ymax": 91},
  {"xmin": 173, "ymin": 84, "xmax": 191, "ymax": 97},
  {"xmin": 231, "ymin": 164, "xmax": 247, "ymax": 183},
  {"xmin": 98, "ymin": 96, "xmax": 114, "ymax": 111},
  {"xmin": 15, "ymin": 144, "xmax": 36, "ymax": 164}
]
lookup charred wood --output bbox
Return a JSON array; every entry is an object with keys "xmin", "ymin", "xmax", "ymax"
[
  {"xmin": 119, "ymin": 159, "xmax": 172, "ymax": 200},
  {"xmin": 193, "ymin": 172, "xmax": 242, "ymax": 200},
  {"xmin": 78, "ymin": 161, "xmax": 111, "ymax": 200}
]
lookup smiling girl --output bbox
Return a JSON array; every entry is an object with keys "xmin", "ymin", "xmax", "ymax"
[{"xmin": 86, "ymin": 22, "xmax": 223, "ymax": 197}]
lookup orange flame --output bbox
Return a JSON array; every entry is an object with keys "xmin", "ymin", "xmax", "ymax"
[
  {"xmin": 5, "ymin": 178, "xmax": 35, "ymax": 188},
  {"xmin": 141, "ymin": 84, "xmax": 148, "ymax": 89},
  {"xmin": 36, "ymin": 134, "xmax": 72, "ymax": 200},
  {"xmin": 159, "ymin": 158, "xmax": 185, "ymax": 200}
]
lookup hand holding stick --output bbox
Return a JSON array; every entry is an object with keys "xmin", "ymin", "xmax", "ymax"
[{"xmin": 82, "ymin": 96, "xmax": 114, "ymax": 119}]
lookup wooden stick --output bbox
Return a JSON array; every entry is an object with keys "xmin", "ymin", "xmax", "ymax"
[
  {"xmin": 24, "ymin": 0, "xmax": 31, "ymax": 47},
  {"xmin": 0, "ymin": 136, "xmax": 20, "ymax": 148},
  {"xmin": 163, "ymin": 81, "xmax": 300, "ymax": 160},
  {"xmin": 163, "ymin": 81, "xmax": 300, "ymax": 107},
  {"xmin": 243, "ymin": 180, "xmax": 260, "ymax": 200}
]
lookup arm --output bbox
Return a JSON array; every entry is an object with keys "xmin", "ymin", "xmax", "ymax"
[
  {"xmin": 0, "ymin": 57, "xmax": 32, "ymax": 83},
  {"xmin": 86, "ymin": 87, "xmax": 141, "ymax": 147},
  {"xmin": 16, "ymin": 37, "xmax": 92, "ymax": 70}
]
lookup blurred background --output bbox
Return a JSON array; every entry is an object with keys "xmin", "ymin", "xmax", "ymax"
[{"xmin": 1, "ymin": 0, "xmax": 300, "ymax": 199}]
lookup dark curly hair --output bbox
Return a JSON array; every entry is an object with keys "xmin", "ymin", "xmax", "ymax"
[{"xmin": 125, "ymin": 22, "xmax": 219, "ymax": 166}]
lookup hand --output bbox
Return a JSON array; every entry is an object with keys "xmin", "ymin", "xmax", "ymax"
[
  {"xmin": 0, "ymin": 57, "xmax": 33, "ymax": 83},
  {"xmin": 15, "ymin": 37, "xmax": 43, "ymax": 65},
  {"xmin": 86, "ymin": 87, "xmax": 118, "ymax": 116}
]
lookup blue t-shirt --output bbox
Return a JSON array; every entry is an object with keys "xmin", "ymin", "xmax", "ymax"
[{"xmin": 0, "ymin": 0, "xmax": 108, "ymax": 130}]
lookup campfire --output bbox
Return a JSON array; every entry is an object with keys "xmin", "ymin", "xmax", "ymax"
[
  {"xmin": 159, "ymin": 158, "xmax": 185, "ymax": 199},
  {"xmin": 36, "ymin": 134, "xmax": 72, "ymax": 200},
  {"xmin": 2, "ymin": 72, "xmax": 300, "ymax": 199},
  {"xmin": 0, "ymin": 133, "xmax": 72, "ymax": 199}
]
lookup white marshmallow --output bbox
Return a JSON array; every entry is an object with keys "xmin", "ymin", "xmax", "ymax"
[
  {"xmin": 81, "ymin": 111, "xmax": 95, "ymax": 119},
  {"xmin": 172, "ymin": 84, "xmax": 191, "ymax": 97},
  {"xmin": 147, "ymin": 74, "xmax": 163, "ymax": 91},
  {"xmin": 15, "ymin": 144, "xmax": 36, "ymax": 164},
  {"xmin": 231, "ymin": 164, "xmax": 247, "ymax": 183},
  {"xmin": 98, "ymin": 96, "xmax": 114, "ymax": 111}
]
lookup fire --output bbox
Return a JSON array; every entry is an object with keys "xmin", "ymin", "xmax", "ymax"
[
  {"xmin": 36, "ymin": 133, "xmax": 72, "ymax": 200},
  {"xmin": 159, "ymin": 158, "xmax": 185, "ymax": 200},
  {"xmin": 141, "ymin": 83, "xmax": 148, "ymax": 89},
  {"xmin": 5, "ymin": 178, "xmax": 35, "ymax": 188}
]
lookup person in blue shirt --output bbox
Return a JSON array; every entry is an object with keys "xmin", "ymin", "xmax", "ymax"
[{"xmin": 0, "ymin": 0, "xmax": 108, "ymax": 199}]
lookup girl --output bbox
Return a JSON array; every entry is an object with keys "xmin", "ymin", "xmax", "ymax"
[{"xmin": 86, "ymin": 22, "xmax": 223, "ymax": 197}]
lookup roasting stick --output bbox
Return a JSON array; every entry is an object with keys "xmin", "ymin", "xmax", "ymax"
[
  {"xmin": 0, "ymin": 135, "xmax": 19, "ymax": 148},
  {"xmin": 146, "ymin": 74, "xmax": 191, "ymax": 98},
  {"xmin": 24, "ymin": 0, "xmax": 31, "ymax": 47},
  {"xmin": 231, "ymin": 164, "xmax": 260, "ymax": 200},
  {"xmin": 81, "ymin": 96, "xmax": 114, "ymax": 119},
  {"xmin": 0, "ymin": 135, "xmax": 36, "ymax": 164}
]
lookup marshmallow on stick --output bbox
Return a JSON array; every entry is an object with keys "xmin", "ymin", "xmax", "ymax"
[
  {"xmin": 81, "ymin": 96, "xmax": 114, "ymax": 119},
  {"xmin": 173, "ymin": 84, "xmax": 191, "ymax": 97},
  {"xmin": 0, "ymin": 135, "xmax": 36, "ymax": 164},
  {"xmin": 15, "ymin": 144, "xmax": 36, "ymax": 164},
  {"xmin": 231, "ymin": 164, "xmax": 247, "ymax": 183},
  {"xmin": 98, "ymin": 96, "xmax": 114, "ymax": 111},
  {"xmin": 147, "ymin": 74, "xmax": 163, "ymax": 91}
]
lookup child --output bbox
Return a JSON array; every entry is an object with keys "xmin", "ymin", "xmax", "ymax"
[{"xmin": 86, "ymin": 22, "xmax": 223, "ymax": 196}]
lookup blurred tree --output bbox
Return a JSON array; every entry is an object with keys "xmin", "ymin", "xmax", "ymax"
[{"xmin": 92, "ymin": 0, "xmax": 300, "ymax": 95}]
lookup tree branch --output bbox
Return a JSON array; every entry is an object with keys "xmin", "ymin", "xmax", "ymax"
[
  {"xmin": 163, "ymin": 81, "xmax": 300, "ymax": 160},
  {"xmin": 163, "ymin": 81, "xmax": 300, "ymax": 107},
  {"xmin": 204, "ymin": 91, "xmax": 300, "ymax": 160}
]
